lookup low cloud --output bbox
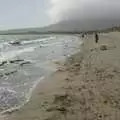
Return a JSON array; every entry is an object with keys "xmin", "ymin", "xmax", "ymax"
[{"xmin": 49, "ymin": 0, "xmax": 120, "ymax": 23}]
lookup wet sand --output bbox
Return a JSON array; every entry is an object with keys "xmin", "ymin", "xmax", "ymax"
[{"xmin": 5, "ymin": 32, "xmax": 120, "ymax": 120}]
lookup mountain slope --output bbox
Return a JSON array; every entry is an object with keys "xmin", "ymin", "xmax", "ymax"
[{"xmin": 0, "ymin": 19, "xmax": 120, "ymax": 34}]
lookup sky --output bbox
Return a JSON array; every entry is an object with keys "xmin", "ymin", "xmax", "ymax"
[
  {"xmin": 49, "ymin": 0, "xmax": 120, "ymax": 22},
  {"xmin": 0, "ymin": 0, "xmax": 50, "ymax": 30},
  {"xmin": 0, "ymin": 0, "xmax": 120, "ymax": 30}
]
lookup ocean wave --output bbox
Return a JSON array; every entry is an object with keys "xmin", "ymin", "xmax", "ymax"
[
  {"xmin": 0, "ymin": 87, "xmax": 20, "ymax": 111},
  {"xmin": 21, "ymin": 36, "xmax": 56, "ymax": 45},
  {"xmin": 0, "ymin": 42, "xmax": 10, "ymax": 50},
  {"xmin": 0, "ymin": 35, "xmax": 82, "ymax": 114},
  {"xmin": 0, "ymin": 76, "xmax": 44, "ymax": 114},
  {"xmin": 0, "ymin": 47, "xmax": 35, "ymax": 62}
]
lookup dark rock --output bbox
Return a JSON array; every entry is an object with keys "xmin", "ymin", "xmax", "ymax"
[
  {"xmin": 0, "ymin": 61, "xmax": 7, "ymax": 66},
  {"xmin": 5, "ymin": 70, "xmax": 17, "ymax": 76},
  {"xmin": 20, "ymin": 61, "xmax": 31, "ymax": 66},
  {"xmin": 9, "ymin": 41, "xmax": 21, "ymax": 46},
  {"xmin": 0, "ymin": 74, "xmax": 3, "ymax": 78},
  {"xmin": 100, "ymin": 45, "xmax": 108, "ymax": 51},
  {"xmin": 47, "ymin": 106, "xmax": 67, "ymax": 113},
  {"xmin": 74, "ymin": 63, "xmax": 80, "ymax": 67},
  {"xmin": 9, "ymin": 59, "xmax": 24, "ymax": 64}
]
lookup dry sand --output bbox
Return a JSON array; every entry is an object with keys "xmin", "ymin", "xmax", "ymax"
[{"xmin": 4, "ymin": 32, "xmax": 120, "ymax": 120}]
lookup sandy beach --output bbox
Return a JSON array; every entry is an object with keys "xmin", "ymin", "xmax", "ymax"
[{"xmin": 4, "ymin": 32, "xmax": 120, "ymax": 120}]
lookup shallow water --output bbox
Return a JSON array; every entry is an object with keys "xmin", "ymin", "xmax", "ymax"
[{"xmin": 0, "ymin": 34, "xmax": 82, "ymax": 113}]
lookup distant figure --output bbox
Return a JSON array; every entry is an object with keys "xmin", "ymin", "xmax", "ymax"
[
  {"xmin": 95, "ymin": 33, "xmax": 99, "ymax": 43},
  {"xmin": 82, "ymin": 34, "xmax": 85, "ymax": 38}
]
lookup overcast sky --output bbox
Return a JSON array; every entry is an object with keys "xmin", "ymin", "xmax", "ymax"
[
  {"xmin": 0, "ymin": 0, "xmax": 120, "ymax": 30},
  {"xmin": 0, "ymin": 0, "xmax": 50, "ymax": 30},
  {"xmin": 49, "ymin": 0, "xmax": 120, "ymax": 22}
]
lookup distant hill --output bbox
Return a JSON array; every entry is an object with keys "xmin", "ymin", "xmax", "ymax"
[{"xmin": 0, "ymin": 19, "xmax": 120, "ymax": 34}]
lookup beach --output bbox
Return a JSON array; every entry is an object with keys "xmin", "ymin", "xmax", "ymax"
[
  {"xmin": 0, "ymin": 35, "xmax": 81, "ymax": 114},
  {"xmin": 4, "ymin": 32, "xmax": 120, "ymax": 120}
]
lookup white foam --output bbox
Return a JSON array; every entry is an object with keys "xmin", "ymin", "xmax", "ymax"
[
  {"xmin": 21, "ymin": 36, "xmax": 55, "ymax": 45},
  {"xmin": 0, "ymin": 47, "xmax": 35, "ymax": 62},
  {"xmin": 0, "ymin": 87, "xmax": 16, "ymax": 94},
  {"xmin": 25, "ymin": 76, "xmax": 45, "ymax": 103},
  {"xmin": 0, "ymin": 42, "xmax": 9, "ymax": 50},
  {"xmin": 1, "ymin": 76, "xmax": 45, "ymax": 115},
  {"xmin": 0, "ymin": 35, "xmax": 82, "ymax": 115}
]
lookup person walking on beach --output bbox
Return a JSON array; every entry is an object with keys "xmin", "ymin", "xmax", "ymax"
[
  {"xmin": 95, "ymin": 33, "xmax": 99, "ymax": 43},
  {"xmin": 82, "ymin": 33, "xmax": 85, "ymax": 38}
]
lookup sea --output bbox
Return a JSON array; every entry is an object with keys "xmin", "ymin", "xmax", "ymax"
[{"xmin": 0, "ymin": 34, "xmax": 82, "ymax": 113}]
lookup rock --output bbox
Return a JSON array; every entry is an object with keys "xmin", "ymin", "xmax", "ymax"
[
  {"xmin": 65, "ymin": 78, "xmax": 70, "ymax": 81},
  {"xmin": 47, "ymin": 106, "xmax": 67, "ymax": 113},
  {"xmin": 74, "ymin": 63, "xmax": 80, "ymax": 67},
  {"xmin": 5, "ymin": 70, "xmax": 17, "ymax": 76},
  {"xmin": 9, "ymin": 41, "xmax": 21, "ymax": 46},
  {"xmin": 0, "ymin": 61, "xmax": 7, "ymax": 66},
  {"xmin": 20, "ymin": 61, "xmax": 31, "ymax": 66},
  {"xmin": 0, "ymin": 74, "xmax": 3, "ymax": 78},
  {"xmin": 57, "ymin": 67, "xmax": 65, "ymax": 72},
  {"xmin": 9, "ymin": 59, "xmax": 24, "ymax": 64},
  {"xmin": 53, "ymin": 93, "xmax": 69, "ymax": 104},
  {"xmin": 100, "ymin": 45, "xmax": 108, "ymax": 51}
]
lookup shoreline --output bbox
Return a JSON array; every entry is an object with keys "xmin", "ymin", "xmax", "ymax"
[
  {"xmin": 6, "ymin": 32, "xmax": 120, "ymax": 120},
  {"xmin": 1, "ymin": 76, "xmax": 45, "ymax": 115}
]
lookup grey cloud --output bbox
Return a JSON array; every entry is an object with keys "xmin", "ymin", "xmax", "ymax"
[{"xmin": 49, "ymin": 0, "xmax": 120, "ymax": 23}]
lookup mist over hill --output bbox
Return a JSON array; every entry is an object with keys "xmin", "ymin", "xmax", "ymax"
[
  {"xmin": 44, "ymin": 19, "xmax": 120, "ymax": 32},
  {"xmin": 0, "ymin": 19, "xmax": 120, "ymax": 34}
]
